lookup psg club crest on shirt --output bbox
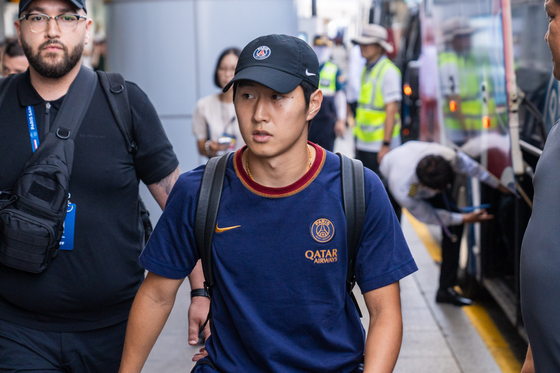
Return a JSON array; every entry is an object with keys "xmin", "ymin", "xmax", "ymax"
[
  {"xmin": 253, "ymin": 46, "xmax": 271, "ymax": 60},
  {"xmin": 310, "ymin": 218, "xmax": 335, "ymax": 244}
]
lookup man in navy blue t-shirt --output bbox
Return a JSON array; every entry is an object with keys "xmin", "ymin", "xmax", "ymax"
[{"xmin": 119, "ymin": 34, "xmax": 417, "ymax": 373}]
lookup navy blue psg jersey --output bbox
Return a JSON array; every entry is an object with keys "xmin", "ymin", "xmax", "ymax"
[{"xmin": 140, "ymin": 143, "xmax": 417, "ymax": 372}]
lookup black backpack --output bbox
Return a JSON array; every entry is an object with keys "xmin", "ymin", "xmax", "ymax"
[
  {"xmin": 0, "ymin": 67, "xmax": 97, "ymax": 273},
  {"xmin": 96, "ymin": 71, "xmax": 153, "ymax": 244},
  {"xmin": 194, "ymin": 151, "xmax": 366, "ymax": 329},
  {"xmin": 0, "ymin": 69, "xmax": 151, "ymax": 273}
]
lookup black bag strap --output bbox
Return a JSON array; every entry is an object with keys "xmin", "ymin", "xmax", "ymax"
[
  {"xmin": 97, "ymin": 70, "xmax": 138, "ymax": 154},
  {"xmin": 338, "ymin": 152, "xmax": 366, "ymax": 317},
  {"xmin": 48, "ymin": 66, "xmax": 97, "ymax": 140},
  {"xmin": 195, "ymin": 152, "xmax": 232, "ymax": 292}
]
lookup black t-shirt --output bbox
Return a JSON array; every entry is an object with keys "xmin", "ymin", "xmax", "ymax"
[{"xmin": 0, "ymin": 72, "xmax": 179, "ymax": 332}]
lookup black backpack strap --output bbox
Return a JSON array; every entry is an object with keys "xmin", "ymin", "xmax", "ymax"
[
  {"xmin": 195, "ymin": 152, "xmax": 232, "ymax": 292},
  {"xmin": 51, "ymin": 66, "xmax": 97, "ymax": 141},
  {"xmin": 97, "ymin": 70, "xmax": 137, "ymax": 154},
  {"xmin": 338, "ymin": 153, "xmax": 366, "ymax": 317},
  {"xmin": 194, "ymin": 152, "xmax": 231, "ymax": 334}
]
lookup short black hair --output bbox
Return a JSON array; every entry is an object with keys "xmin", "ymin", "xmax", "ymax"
[
  {"xmin": 416, "ymin": 155, "xmax": 455, "ymax": 190},
  {"xmin": 3, "ymin": 40, "xmax": 24, "ymax": 58},
  {"xmin": 214, "ymin": 47, "xmax": 241, "ymax": 88}
]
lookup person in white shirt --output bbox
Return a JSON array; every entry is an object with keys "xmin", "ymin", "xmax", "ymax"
[
  {"xmin": 192, "ymin": 48, "xmax": 245, "ymax": 159},
  {"xmin": 380, "ymin": 141, "xmax": 510, "ymax": 306}
]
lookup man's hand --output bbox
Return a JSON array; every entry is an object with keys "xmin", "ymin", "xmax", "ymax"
[
  {"xmin": 188, "ymin": 296, "xmax": 211, "ymax": 346},
  {"xmin": 334, "ymin": 119, "xmax": 346, "ymax": 137},
  {"xmin": 462, "ymin": 209, "xmax": 494, "ymax": 224},
  {"xmin": 192, "ymin": 346, "xmax": 209, "ymax": 362},
  {"xmin": 377, "ymin": 145, "xmax": 391, "ymax": 164}
]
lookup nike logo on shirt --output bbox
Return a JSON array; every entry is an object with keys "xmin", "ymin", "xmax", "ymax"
[{"xmin": 215, "ymin": 224, "xmax": 241, "ymax": 233}]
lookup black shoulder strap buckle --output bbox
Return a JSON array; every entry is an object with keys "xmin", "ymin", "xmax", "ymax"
[
  {"xmin": 97, "ymin": 71, "xmax": 137, "ymax": 155},
  {"xmin": 338, "ymin": 152, "xmax": 366, "ymax": 317}
]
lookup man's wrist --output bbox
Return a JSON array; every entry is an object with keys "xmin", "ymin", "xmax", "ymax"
[
  {"xmin": 191, "ymin": 288, "xmax": 210, "ymax": 299},
  {"xmin": 204, "ymin": 140, "xmax": 213, "ymax": 157},
  {"xmin": 382, "ymin": 140, "xmax": 391, "ymax": 147}
]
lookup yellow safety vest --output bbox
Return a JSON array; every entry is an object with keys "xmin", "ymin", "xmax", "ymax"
[
  {"xmin": 319, "ymin": 61, "xmax": 338, "ymax": 97},
  {"xmin": 354, "ymin": 57, "xmax": 401, "ymax": 143}
]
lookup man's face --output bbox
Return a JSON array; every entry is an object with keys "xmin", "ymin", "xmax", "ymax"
[
  {"xmin": 14, "ymin": 0, "xmax": 92, "ymax": 79},
  {"xmin": 234, "ymin": 81, "xmax": 321, "ymax": 158},
  {"xmin": 1, "ymin": 54, "xmax": 29, "ymax": 76},
  {"xmin": 545, "ymin": 0, "xmax": 560, "ymax": 80},
  {"xmin": 359, "ymin": 43, "xmax": 383, "ymax": 62}
]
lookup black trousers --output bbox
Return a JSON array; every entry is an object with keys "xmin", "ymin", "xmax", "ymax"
[
  {"xmin": 0, "ymin": 318, "xmax": 127, "ymax": 373},
  {"xmin": 426, "ymin": 192, "xmax": 463, "ymax": 290},
  {"xmin": 356, "ymin": 149, "xmax": 402, "ymax": 222}
]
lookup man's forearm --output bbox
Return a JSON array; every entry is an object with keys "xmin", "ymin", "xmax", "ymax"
[
  {"xmin": 119, "ymin": 274, "xmax": 183, "ymax": 373},
  {"xmin": 363, "ymin": 283, "xmax": 403, "ymax": 373},
  {"xmin": 147, "ymin": 166, "xmax": 181, "ymax": 210},
  {"xmin": 189, "ymin": 260, "xmax": 205, "ymax": 290},
  {"xmin": 363, "ymin": 309, "xmax": 403, "ymax": 373},
  {"xmin": 383, "ymin": 102, "xmax": 399, "ymax": 143}
]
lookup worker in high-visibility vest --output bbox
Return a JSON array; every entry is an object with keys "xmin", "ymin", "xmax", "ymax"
[
  {"xmin": 439, "ymin": 17, "xmax": 495, "ymax": 145},
  {"xmin": 308, "ymin": 35, "xmax": 347, "ymax": 151},
  {"xmin": 352, "ymin": 24, "xmax": 402, "ymax": 176}
]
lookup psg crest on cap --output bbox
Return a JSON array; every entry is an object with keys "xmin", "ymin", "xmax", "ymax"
[{"xmin": 253, "ymin": 46, "xmax": 271, "ymax": 60}]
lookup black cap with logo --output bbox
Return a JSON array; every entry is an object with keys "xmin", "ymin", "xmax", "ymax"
[
  {"xmin": 19, "ymin": 0, "xmax": 87, "ymax": 16},
  {"xmin": 223, "ymin": 34, "xmax": 319, "ymax": 94}
]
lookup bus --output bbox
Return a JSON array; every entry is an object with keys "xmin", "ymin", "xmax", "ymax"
[{"xmin": 396, "ymin": 0, "xmax": 553, "ymax": 339}]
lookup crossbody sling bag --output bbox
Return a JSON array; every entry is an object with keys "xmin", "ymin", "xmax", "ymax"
[
  {"xmin": 192, "ymin": 151, "xmax": 366, "ymax": 372},
  {"xmin": 0, "ymin": 66, "xmax": 97, "ymax": 273}
]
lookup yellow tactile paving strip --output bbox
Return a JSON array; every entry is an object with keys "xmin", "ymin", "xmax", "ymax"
[{"xmin": 403, "ymin": 209, "xmax": 522, "ymax": 373}]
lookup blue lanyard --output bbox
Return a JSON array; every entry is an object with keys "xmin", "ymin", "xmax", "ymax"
[{"xmin": 26, "ymin": 106, "xmax": 40, "ymax": 152}]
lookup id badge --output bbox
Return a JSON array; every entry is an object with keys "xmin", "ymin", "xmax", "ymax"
[{"xmin": 59, "ymin": 203, "xmax": 76, "ymax": 251}]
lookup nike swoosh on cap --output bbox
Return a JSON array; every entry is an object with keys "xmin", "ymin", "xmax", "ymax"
[
  {"xmin": 305, "ymin": 69, "xmax": 316, "ymax": 76},
  {"xmin": 215, "ymin": 224, "xmax": 241, "ymax": 233}
]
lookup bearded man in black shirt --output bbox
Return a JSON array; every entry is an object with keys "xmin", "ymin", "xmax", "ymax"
[{"xmin": 0, "ymin": 0, "xmax": 208, "ymax": 372}]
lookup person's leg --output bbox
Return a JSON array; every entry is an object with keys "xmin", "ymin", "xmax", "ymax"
[
  {"xmin": 439, "ymin": 223, "xmax": 463, "ymax": 289},
  {"xmin": 355, "ymin": 149, "xmax": 380, "ymax": 176},
  {"xmin": 62, "ymin": 320, "xmax": 127, "ymax": 373},
  {"xmin": 0, "ymin": 318, "xmax": 63, "ymax": 373}
]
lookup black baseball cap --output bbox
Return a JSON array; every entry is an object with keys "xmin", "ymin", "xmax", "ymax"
[
  {"xmin": 19, "ymin": 0, "xmax": 87, "ymax": 16},
  {"xmin": 223, "ymin": 34, "xmax": 319, "ymax": 94}
]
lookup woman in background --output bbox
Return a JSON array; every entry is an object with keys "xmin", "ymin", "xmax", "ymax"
[{"xmin": 193, "ymin": 47, "xmax": 244, "ymax": 158}]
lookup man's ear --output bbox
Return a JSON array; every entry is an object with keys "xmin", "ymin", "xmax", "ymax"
[
  {"xmin": 306, "ymin": 89, "xmax": 323, "ymax": 121},
  {"xmin": 14, "ymin": 20, "xmax": 22, "ymax": 47},
  {"xmin": 84, "ymin": 18, "xmax": 93, "ymax": 45}
]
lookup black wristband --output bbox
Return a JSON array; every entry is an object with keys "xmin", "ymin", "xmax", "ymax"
[
  {"xmin": 382, "ymin": 141, "xmax": 391, "ymax": 146},
  {"xmin": 190, "ymin": 288, "xmax": 210, "ymax": 299}
]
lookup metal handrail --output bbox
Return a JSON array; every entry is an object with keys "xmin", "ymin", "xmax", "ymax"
[{"xmin": 519, "ymin": 140, "xmax": 543, "ymax": 157}]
